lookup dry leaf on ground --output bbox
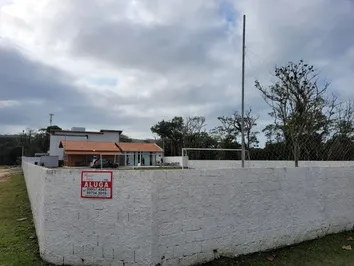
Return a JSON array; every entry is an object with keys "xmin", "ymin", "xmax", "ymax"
[
  {"xmin": 346, "ymin": 237, "xmax": 353, "ymax": 241},
  {"xmin": 342, "ymin": 245, "xmax": 352, "ymax": 251},
  {"xmin": 266, "ymin": 254, "xmax": 277, "ymax": 262}
]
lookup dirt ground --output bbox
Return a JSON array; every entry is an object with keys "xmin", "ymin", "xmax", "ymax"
[
  {"xmin": 0, "ymin": 168, "xmax": 22, "ymax": 182},
  {"xmin": 0, "ymin": 169, "xmax": 11, "ymax": 182}
]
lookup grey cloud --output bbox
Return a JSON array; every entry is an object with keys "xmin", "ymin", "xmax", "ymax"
[
  {"xmin": 0, "ymin": 105, "xmax": 30, "ymax": 125},
  {"xmin": 71, "ymin": 21, "xmax": 226, "ymax": 73},
  {"xmin": 2, "ymin": 0, "xmax": 354, "ymax": 141},
  {"xmin": 0, "ymin": 44, "xmax": 151, "ymax": 133},
  {"xmin": 0, "ymin": 45, "xmax": 81, "ymax": 103}
]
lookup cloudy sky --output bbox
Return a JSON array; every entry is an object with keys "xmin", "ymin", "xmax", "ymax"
[{"xmin": 0, "ymin": 0, "xmax": 353, "ymax": 143}]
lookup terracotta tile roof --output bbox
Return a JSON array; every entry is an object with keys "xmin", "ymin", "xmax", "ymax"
[
  {"xmin": 59, "ymin": 140, "xmax": 120, "ymax": 154},
  {"xmin": 116, "ymin": 142, "xmax": 163, "ymax": 152},
  {"xmin": 65, "ymin": 151, "xmax": 119, "ymax": 155}
]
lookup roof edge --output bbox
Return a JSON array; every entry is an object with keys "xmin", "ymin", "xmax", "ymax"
[
  {"xmin": 154, "ymin": 143, "xmax": 164, "ymax": 151},
  {"xmin": 52, "ymin": 130, "xmax": 103, "ymax": 135},
  {"xmin": 100, "ymin": 129, "xmax": 123, "ymax": 134}
]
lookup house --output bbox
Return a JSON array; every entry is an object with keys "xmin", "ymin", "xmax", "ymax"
[
  {"xmin": 49, "ymin": 127, "xmax": 122, "ymax": 163},
  {"xmin": 116, "ymin": 142, "xmax": 164, "ymax": 166},
  {"xmin": 58, "ymin": 140, "xmax": 163, "ymax": 167},
  {"xmin": 59, "ymin": 140, "xmax": 121, "ymax": 167}
]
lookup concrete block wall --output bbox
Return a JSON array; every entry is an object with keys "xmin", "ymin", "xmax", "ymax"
[
  {"xmin": 22, "ymin": 162, "xmax": 354, "ymax": 266},
  {"xmin": 23, "ymin": 156, "xmax": 59, "ymax": 167},
  {"xmin": 22, "ymin": 161, "xmax": 48, "ymax": 252},
  {"xmin": 22, "ymin": 156, "xmax": 41, "ymax": 165},
  {"xmin": 153, "ymin": 167, "xmax": 354, "ymax": 264},
  {"xmin": 187, "ymin": 160, "xmax": 354, "ymax": 169},
  {"xmin": 39, "ymin": 156, "xmax": 59, "ymax": 168},
  {"xmin": 164, "ymin": 156, "xmax": 188, "ymax": 167},
  {"xmin": 32, "ymin": 167, "xmax": 156, "ymax": 265}
]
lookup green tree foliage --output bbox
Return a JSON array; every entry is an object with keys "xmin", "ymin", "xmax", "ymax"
[
  {"xmin": 0, "ymin": 126, "xmax": 62, "ymax": 165},
  {"xmin": 0, "ymin": 136, "xmax": 21, "ymax": 165},
  {"xmin": 151, "ymin": 116, "xmax": 219, "ymax": 156},
  {"xmin": 151, "ymin": 116, "xmax": 185, "ymax": 156},
  {"xmin": 255, "ymin": 60, "xmax": 336, "ymax": 166},
  {"xmin": 119, "ymin": 134, "xmax": 132, "ymax": 142},
  {"xmin": 213, "ymin": 109, "xmax": 259, "ymax": 150}
]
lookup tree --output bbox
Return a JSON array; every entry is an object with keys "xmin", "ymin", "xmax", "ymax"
[
  {"xmin": 333, "ymin": 100, "xmax": 354, "ymax": 139},
  {"xmin": 36, "ymin": 125, "xmax": 62, "ymax": 153},
  {"xmin": 119, "ymin": 134, "xmax": 132, "ymax": 142},
  {"xmin": 262, "ymin": 124, "xmax": 283, "ymax": 144},
  {"xmin": 0, "ymin": 135, "xmax": 22, "ymax": 165},
  {"xmin": 151, "ymin": 117, "xmax": 184, "ymax": 156},
  {"xmin": 255, "ymin": 60, "xmax": 335, "ymax": 166},
  {"xmin": 325, "ymin": 100, "xmax": 354, "ymax": 160},
  {"xmin": 184, "ymin": 116, "xmax": 206, "ymax": 135},
  {"xmin": 183, "ymin": 116, "xmax": 207, "ymax": 148},
  {"xmin": 151, "ymin": 116, "xmax": 218, "ymax": 156},
  {"xmin": 213, "ymin": 109, "xmax": 259, "ymax": 149}
]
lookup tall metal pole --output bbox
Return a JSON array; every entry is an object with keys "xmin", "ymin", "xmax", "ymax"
[{"xmin": 241, "ymin": 14, "xmax": 246, "ymax": 168}]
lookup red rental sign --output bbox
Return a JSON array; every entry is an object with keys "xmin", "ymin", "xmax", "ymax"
[{"xmin": 81, "ymin": 170, "xmax": 113, "ymax": 199}]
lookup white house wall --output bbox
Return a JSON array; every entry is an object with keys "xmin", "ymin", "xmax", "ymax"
[
  {"xmin": 49, "ymin": 135, "xmax": 87, "ymax": 160},
  {"xmin": 88, "ymin": 132, "xmax": 120, "ymax": 142},
  {"xmin": 23, "ymin": 162, "xmax": 354, "ymax": 266}
]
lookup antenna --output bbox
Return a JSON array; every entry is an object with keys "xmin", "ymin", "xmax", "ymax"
[{"xmin": 49, "ymin": 113, "xmax": 54, "ymax": 126}]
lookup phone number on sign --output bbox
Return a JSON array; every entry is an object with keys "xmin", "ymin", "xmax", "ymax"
[{"xmin": 84, "ymin": 188, "xmax": 109, "ymax": 196}]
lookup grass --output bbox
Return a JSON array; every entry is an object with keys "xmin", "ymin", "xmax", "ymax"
[
  {"xmin": 200, "ymin": 232, "xmax": 354, "ymax": 266},
  {"xmin": 0, "ymin": 165, "xmax": 10, "ymax": 169},
  {"xmin": 0, "ymin": 172, "xmax": 52, "ymax": 266}
]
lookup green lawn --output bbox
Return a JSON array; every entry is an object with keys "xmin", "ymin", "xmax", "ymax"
[
  {"xmin": 201, "ymin": 232, "xmax": 354, "ymax": 266},
  {"xmin": 0, "ymin": 172, "xmax": 52, "ymax": 266}
]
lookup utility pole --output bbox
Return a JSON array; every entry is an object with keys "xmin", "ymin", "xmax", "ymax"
[
  {"xmin": 241, "ymin": 14, "xmax": 246, "ymax": 168},
  {"xmin": 22, "ymin": 130, "xmax": 25, "ymax": 157}
]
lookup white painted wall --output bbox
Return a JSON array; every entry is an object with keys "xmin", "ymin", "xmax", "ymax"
[
  {"xmin": 40, "ymin": 156, "xmax": 59, "ymax": 168},
  {"xmin": 96, "ymin": 131, "xmax": 120, "ymax": 142},
  {"xmin": 187, "ymin": 160, "xmax": 354, "ymax": 169},
  {"xmin": 23, "ymin": 162, "xmax": 354, "ymax": 266},
  {"xmin": 22, "ymin": 156, "xmax": 41, "ymax": 165},
  {"xmin": 22, "ymin": 162, "xmax": 48, "ymax": 254},
  {"xmin": 49, "ymin": 135, "xmax": 87, "ymax": 160},
  {"xmin": 164, "ymin": 156, "xmax": 188, "ymax": 167}
]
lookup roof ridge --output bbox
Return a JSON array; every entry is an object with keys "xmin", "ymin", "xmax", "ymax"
[{"xmin": 115, "ymin": 142, "xmax": 124, "ymax": 152}]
